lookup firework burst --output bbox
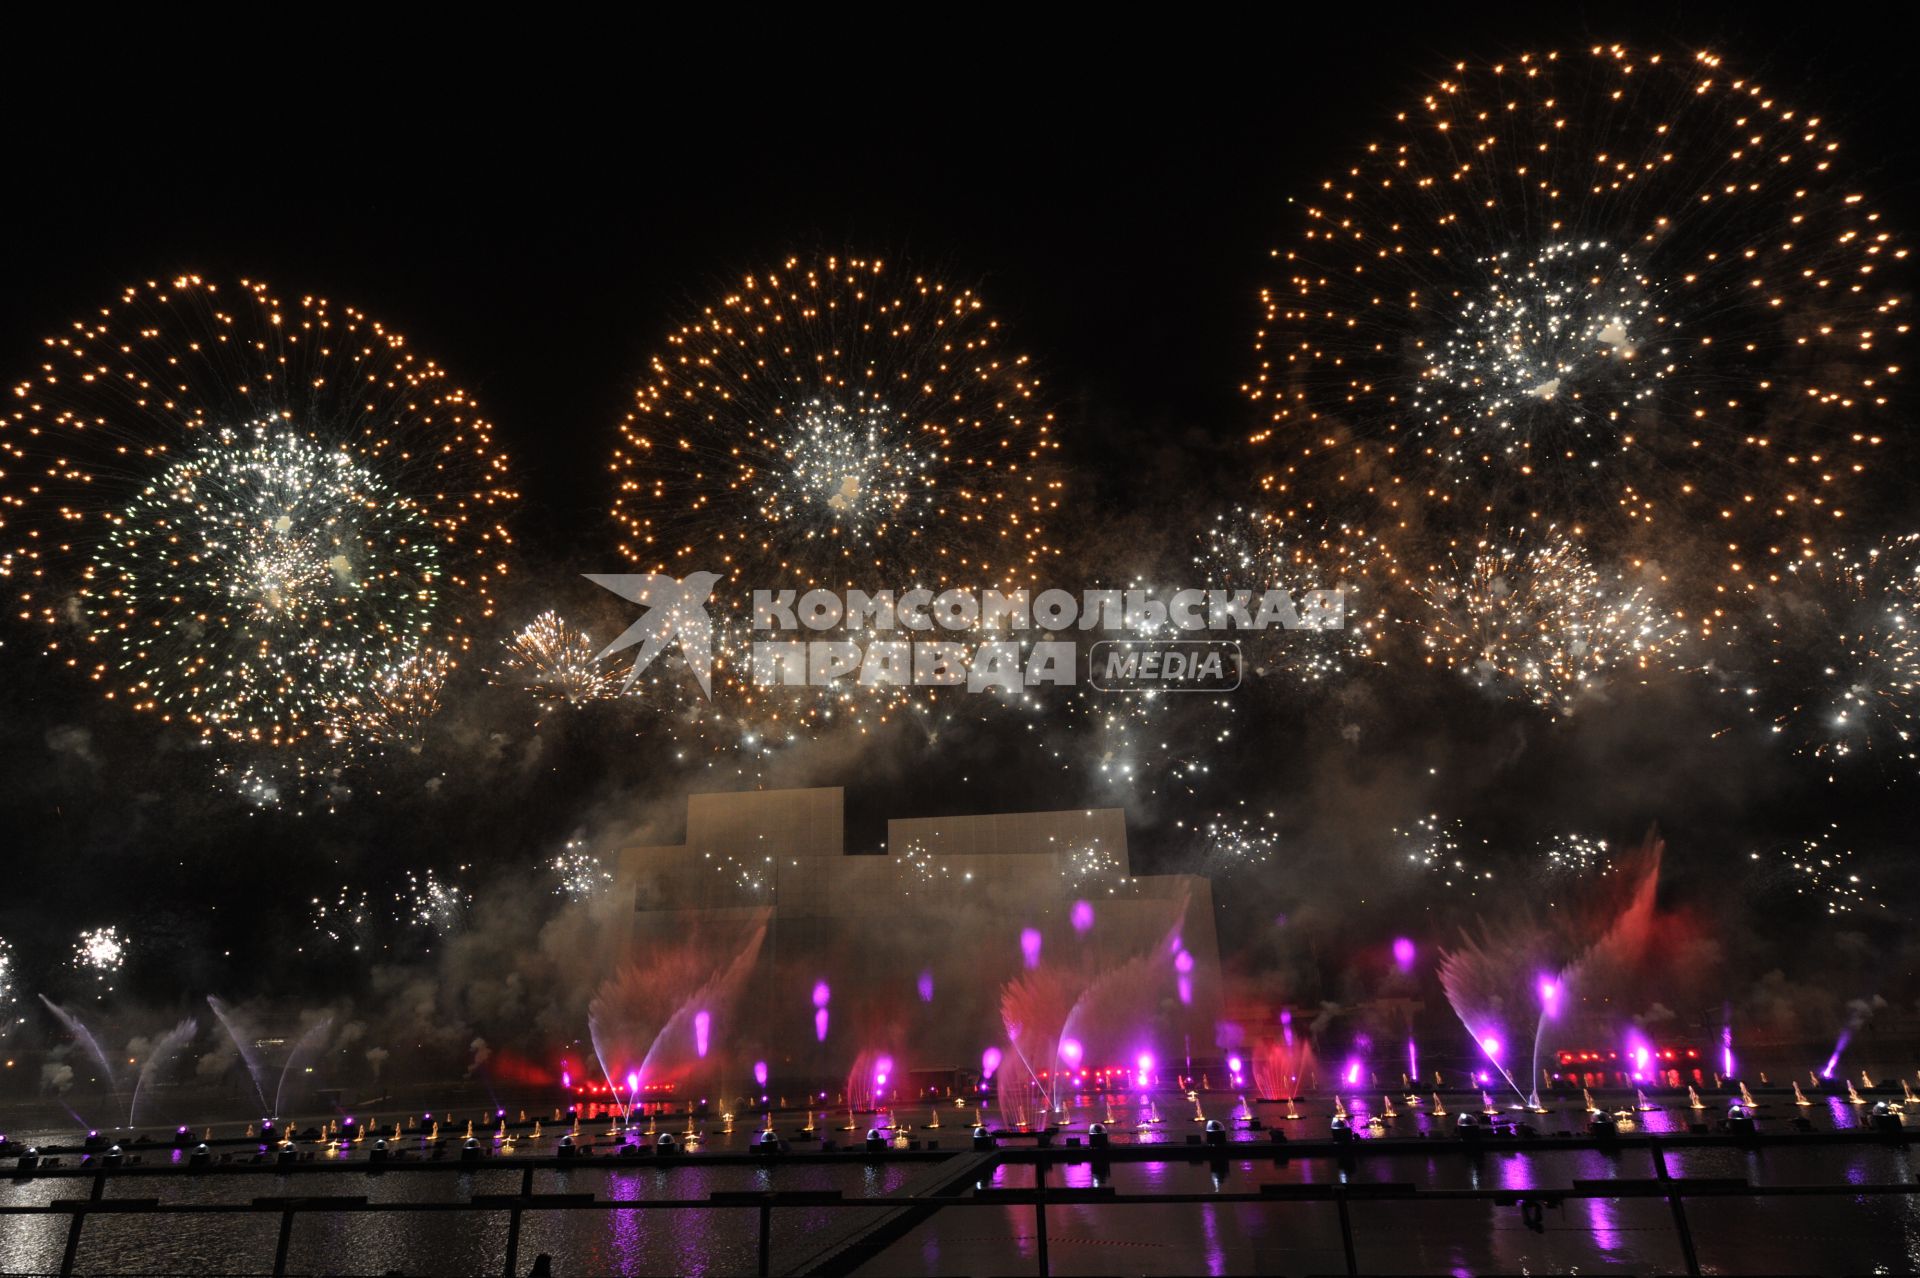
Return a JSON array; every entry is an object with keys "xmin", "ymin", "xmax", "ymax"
[
  {"xmin": 552, "ymin": 839, "xmax": 612, "ymax": 900},
  {"xmin": 1750, "ymin": 825, "xmax": 1886, "ymax": 916},
  {"xmin": 495, "ymin": 611, "xmax": 619, "ymax": 712},
  {"xmin": 1539, "ymin": 833, "xmax": 1614, "ymax": 879},
  {"xmin": 607, "ymin": 255, "xmax": 1061, "ymax": 744},
  {"xmin": 401, "ymin": 868, "xmax": 469, "ymax": 938},
  {"xmin": 1, "ymin": 276, "xmax": 515, "ymax": 749},
  {"xmin": 1414, "ymin": 527, "xmax": 1681, "ymax": 712},
  {"xmin": 308, "ymin": 887, "xmax": 377, "ymax": 952},
  {"xmin": 1717, "ymin": 536, "xmax": 1920, "ymax": 772},
  {"xmin": 1396, "ymin": 814, "xmax": 1497, "ymax": 896},
  {"xmin": 325, "ymin": 649, "xmax": 456, "ymax": 749},
  {"xmin": 1178, "ymin": 809, "xmax": 1281, "ymax": 873},
  {"xmin": 612, "ymin": 254, "xmax": 1059, "ymax": 589},
  {"xmin": 1192, "ymin": 506, "xmax": 1388, "ymax": 682},
  {"xmin": 73, "ymin": 927, "xmax": 126, "ymax": 987},
  {"xmin": 1250, "ymin": 47, "xmax": 1907, "ymax": 585}
]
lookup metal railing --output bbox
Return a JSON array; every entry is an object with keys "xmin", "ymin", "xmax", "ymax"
[{"xmin": 4, "ymin": 1130, "xmax": 1912, "ymax": 1277}]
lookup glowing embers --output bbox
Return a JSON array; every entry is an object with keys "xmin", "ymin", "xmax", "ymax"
[
  {"xmin": 1414, "ymin": 528, "xmax": 1680, "ymax": 713},
  {"xmin": 766, "ymin": 397, "xmax": 933, "ymax": 535},
  {"xmin": 1412, "ymin": 241, "xmax": 1669, "ymax": 469},
  {"xmin": 87, "ymin": 426, "xmax": 444, "ymax": 744}
]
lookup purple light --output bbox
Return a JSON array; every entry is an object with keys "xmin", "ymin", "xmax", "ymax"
[
  {"xmin": 1227, "ymin": 1054, "xmax": 1243, "ymax": 1075},
  {"xmin": 626, "ymin": 1071, "xmax": 639, "ymax": 1093},
  {"xmin": 1625, "ymin": 1033, "xmax": 1653, "ymax": 1081},
  {"xmin": 1061, "ymin": 1038, "xmax": 1084, "ymax": 1066},
  {"xmin": 1344, "ymin": 1059, "xmax": 1361, "ymax": 1086},
  {"xmin": 1407, "ymin": 1038, "xmax": 1418, "ymax": 1081},
  {"xmin": 1391, "ymin": 937, "xmax": 1415, "ymax": 970},
  {"xmin": 1177, "ymin": 976, "xmax": 1194, "ymax": 1006},
  {"xmin": 1173, "ymin": 949, "xmax": 1195, "ymax": 974},
  {"xmin": 874, "ymin": 1055, "xmax": 893, "ymax": 1089},
  {"xmin": 917, "ymin": 970, "xmax": 935, "ymax": 1003},
  {"xmin": 1020, "ymin": 928, "xmax": 1043, "ymax": 969},
  {"xmin": 1071, "ymin": 900, "xmax": 1094, "ymax": 933},
  {"xmin": 981, "ymin": 1046, "xmax": 1003, "ymax": 1080},
  {"xmin": 693, "ymin": 1010, "xmax": 711, "ymax": 1059},
  {"xmin": 1823, "ymin": 1029, "xmax": 1851, "ymax": 1078},
  {"xmin": 812, "ymin": 981, "xmax": 831, "ymax": 1009},
  {"xmin": 754, "ymin": 1060, "xmax": 768, "ymax": 1088},
  {"xmin": 1538, "ymin": 978, "xmax": 1559, "ymax": 1007},
  {"xmin": 1721, "ymin": 1026, "xmax": 1734, "ymax": 1079},
  {"xmin": 1480, "ymin": 1035, "xmax": 1502, "ymax": 1060},
  {"xmin": 814, "ymin": 1008, "xmax": 830, "ymax": 1043},
  {"xmin": 560, "ymin": 1069, "xmax": 571, "ymax": 1090}
]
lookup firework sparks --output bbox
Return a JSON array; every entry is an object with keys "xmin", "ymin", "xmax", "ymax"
[
  {"xmin": 1752, "ymin": 825, "xmax": 1886, "ymax": 916},
  {"xmin": 552, "ymin": 839, "xmax": 611, "ymax": 900},
  {"xmin": 1719, "ymin": 536, "xmax": 1920, "ymax": 773},
  {"xmin": 328, "ymin": 649, "xmax": 456, "ymax": 748},
  {"xmin": 1056, "ymin": 837, "xmax": 1133, "ymax": 891},
  {"xmin": 0, "ymin": 937, "xmax": 16, "ymax": 1026},
  {"xmin": 1192, "ymin": 507, "xmax": 1385, "ymax": 683},
  {"xmin": 1397, "ymin": 815, "xmax": 1497, "ymax": 896},
  {"xmin": 1540, "ymin": 833, "xmax": 1614, "ymax": 879},
  {"xmin": 1, "ymin": 276, "xmax": 516, "ymax": 751},
  {"xmin": 401, "ymin": 868, "xmax": 469, "ymax": 937},
  {"xmin": 73, "ymin": 927, "xmax": 126, "ymax": 985},
  {"xmin": 495, "ymin": 612, "xmax": 618, "ymax": 711},
  {"xmin": 1250, "ymin": 47, "xmax": 1906, "ymax": 586},
  {"xmin": 308, "ymin": 887, "xmax": 376, "ymax": 952},
  {"xmin": 1414, "ymin": 528, "xmax": 1680, "ymax": 712},
  {"xmin": 612, "ymin": 255, "xmax": 1058, "ymax": 589},
  {"xmin": 1175, "ymin": 810, "xmax": 1282, "ymax": 873},
  {"xmin": 607, "ymin": 255, "xmax": 1061, "ymax": 744},
  {"xmin": 896, "ymin": 839, "xmax": 954, "ymax": 893}
]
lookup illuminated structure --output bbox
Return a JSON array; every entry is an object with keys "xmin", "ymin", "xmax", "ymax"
[{"xmin": 611, "ymin": 788, "xmax": 1223, "ymax": 1088}]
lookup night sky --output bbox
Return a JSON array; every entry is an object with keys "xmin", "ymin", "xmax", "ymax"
[{"xmin": 2, "ymin": 11, "xmax": 1916, "ymax": 1066}]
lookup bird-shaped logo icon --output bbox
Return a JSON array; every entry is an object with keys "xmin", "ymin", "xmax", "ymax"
[{"xmin": 585, "ymin": 572, "xmax": 722, "ymax": 698}]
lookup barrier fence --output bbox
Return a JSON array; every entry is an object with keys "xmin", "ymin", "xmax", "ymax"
[{"xmin": 2, "ymin": 1131, "xmax": 1911, "ymax": 1277}]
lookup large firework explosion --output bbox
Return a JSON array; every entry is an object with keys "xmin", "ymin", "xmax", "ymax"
[
  {"xmin": 606, "ymin": 255, "xmax": 1061, "ymax": 745},
  {"xmin": 1413, "ymin": 526, "xmax": 1682, "ymax": 713},
  {"xmin": 0, "ymin": 276, "xmax": 516, "ymax": 752},
  {"xmin": 611, "ymin": 254, "xmax": 1059, "ymax": 589},
  {"xmin": 1248, "ymin": 47, "xmax": 1907, "ymax": 595},
  {"xmin": 1715, "ymin": 535, "xmax": 1920, "ymax": 774}
]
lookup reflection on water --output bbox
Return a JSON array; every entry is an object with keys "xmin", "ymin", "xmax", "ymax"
[{"xmin": 0, "ymin": 1089, "xmax": 1909, "ymax": 1275}]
